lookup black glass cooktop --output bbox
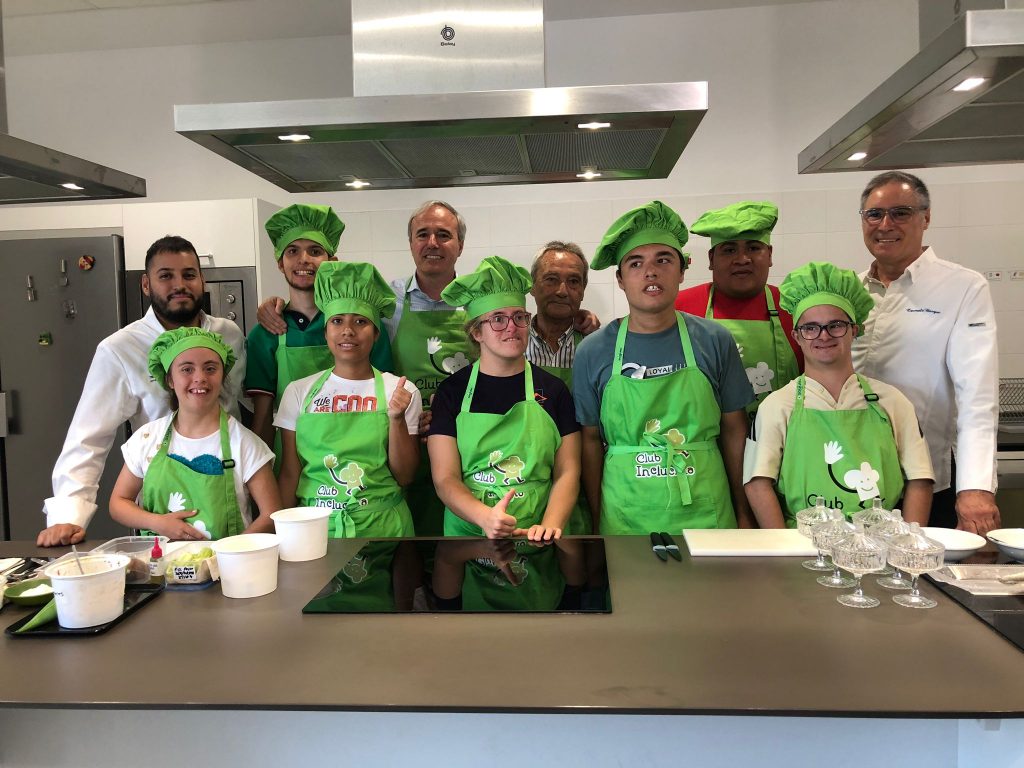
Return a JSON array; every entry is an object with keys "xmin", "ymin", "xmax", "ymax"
[
  {"xmin": 926, "ymin": 576, "xmax": 1024, "ymax": 654},
  {"xmin": 303, "ymin": 537, "xmax": 611, "ymax": 614}
]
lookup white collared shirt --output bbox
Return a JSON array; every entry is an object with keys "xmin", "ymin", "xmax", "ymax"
[
  {"xmin": 44, "ymin": 308, "xmax": 247, "ymax": 530},
  {"xmin": 852, "ymin": 247, "xmax": 998, "ymax": 494},
  {"xmin": 527, "ymin": 319, "xmax": 578, "ymax": 369},
  {"xmin": 383, "ymin": 274, "xmax": 460, "ymax": 343}
]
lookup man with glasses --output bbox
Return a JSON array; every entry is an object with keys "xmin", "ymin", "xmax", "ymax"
[
  {"xmin": 853, "ymin": 171, "xmax": 999, "ymax": 534},
  {"xmin": 745, "ymin": 262, "xmax": 933, "ymax": 527},
  {"xmin": 676, "ymin": 201, "xmax": 802, "ymax": 415}
]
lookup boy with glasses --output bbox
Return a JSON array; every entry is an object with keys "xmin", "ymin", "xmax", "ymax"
[
  {"xmin": 853, "ymin": 170, "xmax": 999, "ymax": 535},
  {"xmin": 745, "ymin": 262, "xmax": 933, "ymax": 528}
]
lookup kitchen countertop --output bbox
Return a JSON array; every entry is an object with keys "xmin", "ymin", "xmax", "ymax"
[{"xmin": 1, "ymin": 537, "xmax": 1023, "ymax": 717}]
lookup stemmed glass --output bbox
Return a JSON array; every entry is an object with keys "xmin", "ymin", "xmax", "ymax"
[
  {"xmin": 887, "ymin": 522, "xmax": 945, "ymax": 609},
  {"xmin": 811, "ymin": 511, "xmax": 855, "ymax": 588},
  {"xmin": 831, "ymin": 522, "xmax": 888, "ymax": 608},
  {"xmin": 796, "ymin": 497, "xmax": 833, "ymax": 572},
  {"xmin": 852, "ymin": 499, "xmax": 896, "ymax": 576},
  {"xmin": 871, "ymin": 508, "xmax": 912, "ymax": 590}
]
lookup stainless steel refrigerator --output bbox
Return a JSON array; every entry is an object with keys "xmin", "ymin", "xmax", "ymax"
[{"xmin": 0, "ymin": 235, "xmax": 128, "ymax": 540}]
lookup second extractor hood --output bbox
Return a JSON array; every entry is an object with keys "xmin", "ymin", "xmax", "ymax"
[
  {"xmin": 174, "ymin": 0, "xmax": 707, "ymax": 191},
  {"xmin": 799, "ymin": 2, "xmax": 1024, "ymax": 174},
  {"xmin": 174, "ymin": 82, "xmax": 708, "ymax": 192}
]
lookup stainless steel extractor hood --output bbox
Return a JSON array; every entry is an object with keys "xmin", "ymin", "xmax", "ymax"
[
  {"xmin": 174, "ymin": 0, "xmax": 707, "ymax": 191},
  {"xmin": 799, "ymin": 1, "xmax": 1024, "ymax": 174},
  {"xmin": 0, "ymin": 1, "xmax": 146, "ymax": 203}
]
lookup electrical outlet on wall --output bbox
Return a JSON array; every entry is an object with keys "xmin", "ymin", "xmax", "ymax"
[
  {"xmin": 1011, "ymin": 270, "xmax": 1024, "ymax": 281},
  {"xmin": 985, "ymin": 270, "xmax": 1004, "ymax": 281}
]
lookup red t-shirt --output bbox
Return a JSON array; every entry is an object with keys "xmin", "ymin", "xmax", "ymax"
[{"xmin": 676, "ymin": 282, "xmax": 803, "ymax": 369}]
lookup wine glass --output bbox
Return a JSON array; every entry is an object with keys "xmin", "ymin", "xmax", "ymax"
[
  {"xmin": 887, "ymin": 522, "xmax": 945, "ymax": 609},
  {"xmin": 810, "ymin": 511, "xmax": 855, "ymax": 589},
  {"xmin": 831, "ymin": 523, "xmax": 888, "ymax": 608},
  {"xmin": 871, "ymin": 508, "xmax": 912, "ymax": 590},
  {"xmin": 796, "ymin": 497, "xmax": 833, "ymax": 572}
]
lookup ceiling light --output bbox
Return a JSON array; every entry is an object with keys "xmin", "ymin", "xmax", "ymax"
[
  {"xmin": 578, "ymin": 121, "xmax": 611, "ymax": 130},
  {"xmin": 345, "ymin": 179, "xmax": 371, "ymax": 188},
  {"xmin": 576, "ymin": 170, "xmax": 602, "ymax": 180},
  {"xmin": 952, "ymin": 77, "xmax": 987, "ymax": 92},
  {"xmin": 61, "ymin": 182, "xmax": 85, "ymax": 190},
  {"xmin": 278, "ymin": 133, "xmax": 311, "ymax": 142},
  {"xmin": 847, "ymin": 151, "xmax": 867, "ymax": 161}
]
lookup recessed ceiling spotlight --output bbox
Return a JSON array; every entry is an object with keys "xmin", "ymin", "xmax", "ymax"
[
  {"xmin": 952, "ymin": 77, "xmax": 986, "ymax": 92},
  {"xmin": 278, "ymin": 133, "xmax": 311, "ymax": 142},
  {"xmin": 61, "ymin": 182, "xmax": 85, "ymax": 190},
  {"xmin": 576, "ymin": 170, "xmax": 602, "ymax": 180},
  {"xmin": 847, "ymin": 152, "xmax": 867, "ymax": 161},
  {"xmin": 577, "ymin": 121, "xmax": 611, "ymax": 130},
  {"xmin": 345, "ymin": 180, "xmax": 371, "ymax": 188}
]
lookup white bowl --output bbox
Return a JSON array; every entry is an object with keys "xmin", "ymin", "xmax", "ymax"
[
  {"xmin": 922, "ymin": 527, "xmax": 986, "ymax": 562},
  {"xmin": 270, "ymin": 507, "xmax": 331, "ymax": 562},
  {"xmin": 987, "ymin": 528, "xmax": 1024, "ymax": 563},
  {"xmin": 211, "ymin": 534, "xmax": 279, "ymax": 598}
]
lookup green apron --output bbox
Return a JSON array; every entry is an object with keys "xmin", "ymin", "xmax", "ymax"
[
  {"xmin": 294, "ymin": 368, "xmax": 414, "ymax": 538},
  {"xmin": 536, "ymin": 331, "xmax": 590, "ymax": 535},
  {"xmin": 140, "ymin": 409, "xmax": 244, "ymax": 540},
  {"xmin": 272, "ymin": 324, "xmax": 335, "ymax": 471},
  {"xmin": 391, "ymin": 280, "xmax": 476, "ymax": 536},
  {"xmin": 462, "ymin": 540, "xmax": 564, "ymax": 611},
  {"xmin": 303, "ymin": 542, "xmax": 400, "ymax": 613},
  {"xmin": 444, "ymin": 362, "xmax": 563, "ymax": 537},
  {"xmin": 599, "ymin": 314, "xmax": 736, "ymax": 534},
  {"xmin": 705, "ymin": 286, "xmax": 799, "ymax": 415},
  {"xmin": 777, "ymin": 374, "xmax": 905, "ymax": 524}
]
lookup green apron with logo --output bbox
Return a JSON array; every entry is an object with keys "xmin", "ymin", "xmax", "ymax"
[
  {"xmin": 599, "ymin": 314, "xmax": 736, "ymax": 534},
  {"xmin": 304, "ymin": 542, "xmax": 400, "ymax": 613},
  {"xmin": 777, "ymin": 374, "xmax": 905, "ymax": 524},
  {"xmin": 444, "ymin": 362, "xmax": 563, "ymax": 536},
  {"xmin": 706, "ymin": 286, "xmax": 799, "ymax": 416},
  {"xmin": 391, "ymin": 280, "xmax": 476, "ymax": 536},
  {"xmin": 272, "ymin": 322, "xmax": 335, "ymax": 472},
  {"xmin": 294, "ymin": 368, "xmax": 414, "ymax": 538},
  {"xmin": 535, "ymin": 331, "xmax": 590, "ymax": 535},
  {"xmin": 463, "ymin": 540, "xmax": 564, "ymax": 611},
  {"xmin": 140, "ymin": 409, "xmax": 244, "ymax": 540}
]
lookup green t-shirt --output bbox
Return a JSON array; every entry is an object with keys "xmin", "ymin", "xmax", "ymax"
[{"xmin": 244, "ymin": 309, "xmax": 393, "ymax": 397}]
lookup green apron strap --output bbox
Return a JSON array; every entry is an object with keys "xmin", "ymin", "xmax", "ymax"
[{"xmin": 218, "ymin": 409, "xmax": 243, "ymax": 537}]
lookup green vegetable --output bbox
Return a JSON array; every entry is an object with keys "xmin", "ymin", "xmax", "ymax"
[
  {"xmin": 165, "ymin": 547, "xmax": 214, "ymax": 573},
  {"xmin": 15, "ymin": 598, "xmax": 58, "ymax": 633}
]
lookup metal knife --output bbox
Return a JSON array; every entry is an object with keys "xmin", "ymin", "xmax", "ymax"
[
  {"xmin": 650, "ymin": 532, "xmax": 668, "ymax": 561},
  {"xmin": 659, "ymin": 532, "xmax": 683, "ymax": 561}
]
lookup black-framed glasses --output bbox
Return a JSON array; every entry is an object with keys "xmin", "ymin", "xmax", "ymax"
[
  {"xmin": 483, "ymin": 311, "xmax": 531, "ymax": 331},
  {"xmin": 795, "ymin": 320, "xmax": 854, "ymax": 340},
  {"xmin": 859, "ymin": 205, "xmax": 927, "ymax": 224}
]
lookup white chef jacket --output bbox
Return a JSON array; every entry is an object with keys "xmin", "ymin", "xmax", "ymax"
[
  {"xmin": 852, "ymin": 247, "xmax": 998, "ymax": 495},
  {"xmin": 44, "ymin": 308, "xmax": 247, "ymax": 530}
]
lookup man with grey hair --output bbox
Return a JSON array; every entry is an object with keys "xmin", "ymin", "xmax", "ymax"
[
  {"xmin": 853, "ymin": 170, "xmax": 1000, "ymax": 534},
  {"xmin": 527, "ymin": 240, "xmax": 591, "ymax": 385}
]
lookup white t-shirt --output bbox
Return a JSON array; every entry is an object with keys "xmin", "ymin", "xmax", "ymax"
[
  {"xmin": 275, "ymin": 370, "xmax": 422, "ymax": 434},
  {"xmin": 120, "ymin": 414, "xmax": 274, "ymax": 525}
]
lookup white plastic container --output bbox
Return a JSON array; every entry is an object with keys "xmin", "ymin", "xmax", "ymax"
[
  {"xmin": 43, "ymin": 554, "xmax": 130, "ymax": 628},
  {"xmin": 270, "ymin": 507, "xmax": 331, "ymax": 562},
  {"xmin": 211, "ymin": 534, "xmax": 280, "ymax": 598}
]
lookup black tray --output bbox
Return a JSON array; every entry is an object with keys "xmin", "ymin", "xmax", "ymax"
[{"xmin": 4, "ymin": 583, "xmax": 164, "ymax": 638}]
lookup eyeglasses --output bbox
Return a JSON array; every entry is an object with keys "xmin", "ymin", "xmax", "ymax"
[
  {"xmin": 859, "ymin": 206, "xmax": 927, "ymax": 224},
  {"xmin": 795, "ymin": 320, "xmax": 855, "ymax": 340},
  {"xmin": 483, "ymin": 311, "xmax": 531, "ymax": 331}
]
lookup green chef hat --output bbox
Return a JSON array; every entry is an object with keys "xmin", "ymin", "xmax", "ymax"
[
  {"xmin": 313, "ymin": 261, "xmax": 396, "ymax": 329},
  {"xmin": 592, "ymin": 200, "xmax": 689, "ymax": 271},
  {"xmin": 265, "ymin": 203, "xmax": 345, "ymax": 260},
  {"xmin": 690, "ymin": 201, "xmax": 779, "ymax": 247},
  {"xmin": 440, "ymin": 256, "xmax": 532, "ymax": 320},
  {"xmin": 148, "ymin": 327, "xmax": 236, "ymax": 389},
  {"xmin": 779, "ymin": 262, "xmax": 874, "ymax": 331}
]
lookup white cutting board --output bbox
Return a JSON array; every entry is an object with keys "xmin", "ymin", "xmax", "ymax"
[{"xmin": 683, "ymin": 529, "xmax": 817, "ymax": 557}]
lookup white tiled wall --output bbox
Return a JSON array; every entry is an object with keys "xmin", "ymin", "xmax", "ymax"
[{"xmin": 338, "ymin": 178, "xmax": 1024, "ymax": 377}]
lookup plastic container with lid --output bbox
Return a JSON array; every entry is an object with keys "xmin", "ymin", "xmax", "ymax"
[{"xmin": 93, "ymin": 536, "xmax": 171, "ymax": 584}]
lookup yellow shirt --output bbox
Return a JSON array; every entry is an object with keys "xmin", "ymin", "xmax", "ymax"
[{"xmin": 747, "ymin": 374, "xmax": 934, "ymax": 484}]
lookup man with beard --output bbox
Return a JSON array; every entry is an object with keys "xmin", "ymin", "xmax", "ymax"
[
  {"xmin": 676, "ymin": 201, "xmax": 802, "ymax": 415},
  {"xmin": 37, "ymin": 236, "xmax": 246, "ymax": 546}
]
